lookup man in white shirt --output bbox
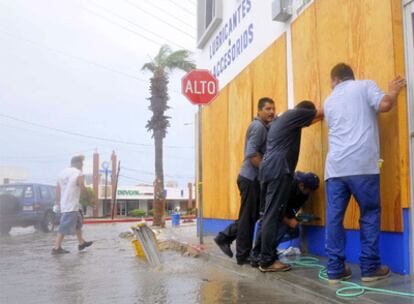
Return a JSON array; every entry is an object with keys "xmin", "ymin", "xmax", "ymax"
[
  {"xmin": 52, "ymin": 155, "xmax": 93, "ymax": 254},
  {"xmin": 323, "ymin": 63, "xmax": 405, "ymax": 283}
]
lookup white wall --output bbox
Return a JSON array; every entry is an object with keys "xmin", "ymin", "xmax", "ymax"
[{"xmin": 196, "ymin": 0, "xmax": 313, "ymax": 90}]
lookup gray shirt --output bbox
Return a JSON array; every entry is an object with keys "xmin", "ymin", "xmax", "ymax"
[
  {"xmin": 239, "ymin": 117, "xmax": 268, "ymax": 181},
  {"xmin": 324, "ymin": 80, "xmax": 385, "ymax": 180}
]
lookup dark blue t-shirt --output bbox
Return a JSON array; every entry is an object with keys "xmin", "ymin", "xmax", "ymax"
[{"xmin": 259, "ymin": 108, "xmax": 316, "ymax": 182}]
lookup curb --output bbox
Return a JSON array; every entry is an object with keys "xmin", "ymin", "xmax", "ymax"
[
  {"xmin": 84, "ymin": 216, "xmax": 196, "ymax": 224},
  {"xmin": 174, "ymin": 240, "xmax": 378, "ymax": 304}
]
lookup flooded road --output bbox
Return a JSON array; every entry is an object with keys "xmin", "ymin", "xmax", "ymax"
[{"xmin": 0, "ymin": 223, "xmax": 315, "ymax": 304}]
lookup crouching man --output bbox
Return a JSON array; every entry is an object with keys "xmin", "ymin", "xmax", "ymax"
[{"xmin": 251, "ymin": 171, "xmax": 320, "ymax": 267}]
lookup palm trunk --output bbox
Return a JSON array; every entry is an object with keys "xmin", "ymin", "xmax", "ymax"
[
  {"xmin": 153, "ymin": 129, "xmax": 165, "ymax": 227},
  {"xmin": 147, "ymin": 72, "xmax": 169, "ymax": 227}
]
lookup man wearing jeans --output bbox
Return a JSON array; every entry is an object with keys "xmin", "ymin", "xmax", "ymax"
[
  {"xmin": 324, "ymin": 63, "xmax": 406, "ymax": 283},
  {"xmin": 52, "ymin": 155, "xmax": 93, "ymax": 254}
]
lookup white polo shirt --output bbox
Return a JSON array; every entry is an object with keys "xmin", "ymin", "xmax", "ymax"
[
  {"xmin": 58, "ymin": 167, "xmax": 82, "ymax": 213},
  {"xmin": 324, "ymin": 80, "xmax": 385, "ymax": 180}
]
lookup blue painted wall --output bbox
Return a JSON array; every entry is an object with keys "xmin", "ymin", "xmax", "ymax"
[
  {"xmin": 304, "ymin": 209, "xmax": 411, "ymax": 275},
  {"xmin": 199, "ymin": 208, "xmax": 411, "ymax": 274}
]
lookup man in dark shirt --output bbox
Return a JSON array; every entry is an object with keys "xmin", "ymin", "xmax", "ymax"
[
  {"xmin": 214, "ymin": 97, "xmax": 275, "ymax": 265},
  {"xmin": 258, "ymin": 100, "xmax": 323, "ymax": 272}
]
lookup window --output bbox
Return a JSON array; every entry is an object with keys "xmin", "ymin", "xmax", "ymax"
[
  {"xmin": 48, "ymin": 186, "xmax": 56, "ymax": 201},
  {"xmin": 0, "ymin": 186, "xmax": 25, "ymax": 198},
  {"xmin": 197, "ymin": 0, "xmax": 223, "ymax": 48},
  {"xmin": 24, "ymin": 186, "xmax": 33, "ymax": 199},
  {"xmin": 40, "ymin": 185, "xmax": 51, "ymax": 200},
  {"xmin": 205, "ymin": 0, "xmax": 214, "ymax": 29}
]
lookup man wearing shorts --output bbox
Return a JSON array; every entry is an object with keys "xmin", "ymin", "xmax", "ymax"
[{"xmin": 52, "ymin": 155, "xmax": 93, "ymax": 254}]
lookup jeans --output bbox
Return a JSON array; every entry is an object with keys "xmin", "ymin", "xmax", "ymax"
[{"xmin": 325, "ymin": 174, "xmax": 381, "ymax": 278}]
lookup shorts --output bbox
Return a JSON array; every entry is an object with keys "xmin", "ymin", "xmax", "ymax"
[{"xmin": 59, "ymin": 211, "xmax": 83, "ymax": 236}]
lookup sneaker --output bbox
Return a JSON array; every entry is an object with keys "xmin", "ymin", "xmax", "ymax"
[
  {"xmin": 250, "ymin": 258, "xmax": 260, "ymax": 268},
  {"xmin": 259, "ymin": 261, "xmax": 291, "ymax": 272},
  {"xmin": 237, "ymin": 257, "xmax": 251, "ymax": 266},
  {"xmin": 328, "ymin": 266, "xmax": 352, "ymax": 284},
  {"xmin": 361, "ymin": 266, "xmax": 391, "ymax": 282},
  {"xmin": 51, "ymin": 247, "xmax": 70, "ymax": 255},
  {"xmin": 78, "ymin": 241, "xmax": 93, "ymax": 251},
  {"xmin": 213, "ymin": 236, "xmax": 233, "ymax": 258}
]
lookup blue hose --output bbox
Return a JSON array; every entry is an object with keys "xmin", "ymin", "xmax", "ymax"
[{"xmin": 288, "ymin": 257, "xmax": 414, "ymax": 298}]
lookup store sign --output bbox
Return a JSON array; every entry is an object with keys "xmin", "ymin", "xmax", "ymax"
[
  {"xmin": 117, "ymin": 190, "xmax": 140, "ymax": 197},
  {"xmin": 116, "ymin": 188, "xmax": 153, "ymax": 199},
  {"xmin": 208, "ymin": 0, "xmax": 254, "ymax": 78},
  {"xmin": 196, "ymin": 0, "xmax": 290, "ymax": 89}
]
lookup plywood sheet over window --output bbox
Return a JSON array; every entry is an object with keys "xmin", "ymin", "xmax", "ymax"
[
  {"xmin": 391, "ymin": 0, "xmax": 410, "ymax": 210},
  {"xmin": 227, "ymin": 67, "xmax": 254, "ymax": 219},
  {"xmin": 291, "ymin": 0, "xmax": 406, "ymax": 232},
  {"xmin": 251, "ymin": 34, "xmax": 288, "ymax": 116},
  {"xmin": 201, "ymin": 87, "xmax": 229, "ymax": 219},
  {"xmin": 291, "ymin": 3, "xmax": 325, "ymax": 226}
]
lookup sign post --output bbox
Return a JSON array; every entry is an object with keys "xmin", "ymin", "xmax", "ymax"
[
  {"xmin": 182, "ymin": 70, "xmax": 219, "ymax": 245},
  {"xmin": 100, "ymin": 161, "xmax": 111, "ymax": 217}
]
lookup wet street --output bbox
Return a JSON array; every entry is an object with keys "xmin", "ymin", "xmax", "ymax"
[{"xmin": 0, "ymin": 223, "xmax": 319, "ymax": 304}]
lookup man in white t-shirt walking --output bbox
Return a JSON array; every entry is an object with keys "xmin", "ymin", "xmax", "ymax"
[{"xmin": 52, "ymin": 155, "xmax": 93, "ymax": 254}]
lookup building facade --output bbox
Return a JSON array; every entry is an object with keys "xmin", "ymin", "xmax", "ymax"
[
  {"xmin": 0, "ymin": 166, "xmax": 28, "ymax": 184},
  {"xmin": 97, "ymin": 184, "xmax": 195, "ymax": 217},
  {"xmin": 196, "ymin": 0, "xmax": 414, "ymax": 274}
]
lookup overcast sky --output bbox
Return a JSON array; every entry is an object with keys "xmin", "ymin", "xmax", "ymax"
[{"xmin": 0, "ymin": 0, "xmax": 198, "ymax": 187}]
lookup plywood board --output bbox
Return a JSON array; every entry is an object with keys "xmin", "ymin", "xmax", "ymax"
[
  {"xmin": 227, "ymin": 67, "xmax": 254, "ymax": 219},
  {"xmin": 201, "ymin": 87, "xmax": 229, "ymax": 219},
  {"xmin": 314, "ymin": 0, "xmax": 359, "ymax": 230},
  {"xmin": 391, "ymin": 0, "xmax": 411, "ymax": 209},
  {"xmin": 251, "ymin": 34, "xmax": 288, "ymax": 116},
  {"xmin": 291, "ymin": 4, "xmax": 325, "ymax": 226},
  {"xmin": 347, "ymin": 0, "xmax": 402, "ymax": 231}
]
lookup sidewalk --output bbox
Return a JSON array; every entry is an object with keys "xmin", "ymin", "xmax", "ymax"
[
  {"xmin": 163, "ymin": 223, "xmax": 414, "ymax": 304},
  {"xmin": 84, "ymin": 216, "xmax": 196, "ymax": 224}
]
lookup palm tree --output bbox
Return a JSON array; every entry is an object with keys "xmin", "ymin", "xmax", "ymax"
[{"xmin": 142, "ymin": 45, "xmax": 195, "ymax": 227}]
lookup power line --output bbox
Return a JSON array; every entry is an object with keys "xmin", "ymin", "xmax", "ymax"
[
  {"xmin": 0, "ymin": 29, "xmax": 145, "ymax": 83},
  {"xmin": 122, "ymin": 0, "xmax": 195, "ymax": 39},
  {"xmin": 0, "ymin": 148, "xmax": 97, "ymax": 160},
  {"xmin": 0, "ymin": 122, "xmax": 195, "ymax": 159},
  {"xmin": 0, "ymin": 29, "xmax": 182, "ymax": 95},
  {"xmin": 143, "ymin": 0, "xmax": 195, "ymax": 29},
  {"xmin": 168, "ymin": 0, "xmax": 196, "ymax": 16},
  {"xmin": 0, "ymin": 113, "xmax": 194, "ymax": 149},
  {"xmin": 119, "ymin": 174, "xmax": 151, "ymax": 184},
  {"xmin": 122, "ymin": 166, "xmax": 193, "ymax": 178},
  {"xmin": 88, "ymin": 2, "xmax": 187, "ymax": 49},
  {"xmin": 83, "ymin": 7, "xmax": 170, "ymax": 48},
  {"xmin": 185, "ymin": 0, "xmax": 197, "ymax": 7},
  {"xmin": 0, "ymin": 122, "xmax": 129, "ymax": 152}
]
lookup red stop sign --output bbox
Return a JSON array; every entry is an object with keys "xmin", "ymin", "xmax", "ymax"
[{"xmin": 182, "ymin": 69, "xmax": 219, "ymax": 105}]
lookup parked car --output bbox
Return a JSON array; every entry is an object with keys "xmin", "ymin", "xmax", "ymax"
[{"xmin": 0, "ymin": 183, "xmax": 59, "ymax": 234}]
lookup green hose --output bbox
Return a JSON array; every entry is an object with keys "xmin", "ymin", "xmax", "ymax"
[{"xmin": 288, "ymin": 257, "xmax": 414, "ymax": 298}]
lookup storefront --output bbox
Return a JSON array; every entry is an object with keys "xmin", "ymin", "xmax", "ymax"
[
  {"xmin": 196, "ymin": 0, "xmax": 413, "ymax": 274},
  {"xmin": 98, "ymin": 185, "xmax": 194, "ymax": 217}
]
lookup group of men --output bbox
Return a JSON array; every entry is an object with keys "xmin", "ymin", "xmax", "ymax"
[
  {"xmin": 51, "ymin": 62, "xmax": 406, "ymax": 284},
  {"xmin": 215, "ymin": 63, "xmax": 406, "ymax": 283}
]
